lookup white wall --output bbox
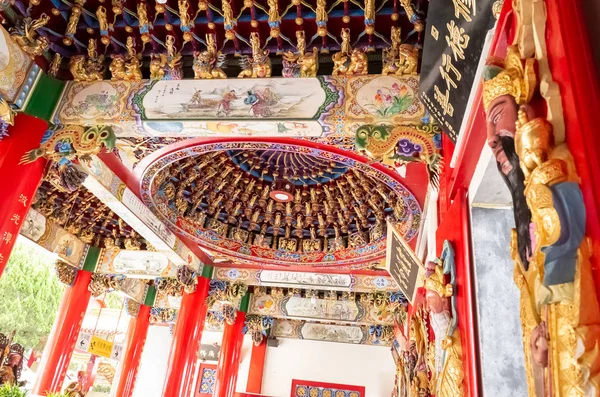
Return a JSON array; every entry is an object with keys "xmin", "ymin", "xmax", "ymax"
[
  {"xmin": 131, "ymin": 325, "xmax": 172, "ymax": 397},
  {"xmin": 262, "ymin": 339, "xmax": 395, "ymax": 397}
]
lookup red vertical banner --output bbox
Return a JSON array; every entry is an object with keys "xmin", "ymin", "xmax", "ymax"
[
  {"xmin": 0, "ymin": 114, "xmax": 47, "ymax": 273},
  {"xmin": 435, "ymin": 188, "xmax": 480, "ymax": 396}
]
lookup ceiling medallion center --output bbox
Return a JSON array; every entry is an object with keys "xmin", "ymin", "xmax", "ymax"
[{"xmin": 139, "ymin": 140, "xmax": 421, "ymax": 268}]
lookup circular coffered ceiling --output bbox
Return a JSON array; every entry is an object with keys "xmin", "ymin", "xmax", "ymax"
[{"xmin": 139, "ymin": 139, "xmax": 421, "ymax": 268}]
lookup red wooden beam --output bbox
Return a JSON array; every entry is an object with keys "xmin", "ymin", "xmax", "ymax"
[{"xmin": 97, "ymin": 151, "xmax": 214, "ymax": 265}]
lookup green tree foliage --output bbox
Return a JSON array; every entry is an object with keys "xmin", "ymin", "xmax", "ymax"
[{"xmin": 0, "ymin": 240, "xmax": 65, "ymax": 350}]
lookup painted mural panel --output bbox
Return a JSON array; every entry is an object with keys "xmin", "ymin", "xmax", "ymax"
[
  {"xmin": 284, "ymin": 297, "xmax": 361, "ymax": 322},
  {"xmin": 118, "ymin": 278, "xmax": 148, "ymax": 304},
  {"xmin": 55, "ymin": 80, "xmax": 138, "ymax": 124},
  {"xmin": 259, "ymin": 270, "xmax": 353, "ymax": 289},
  {"xmin": 138, "ymin": 78, "xmax": 327, "ymax": 120},
  {"xmin": 21, "ymin": 209, "xmax": 86, "ymax": 268},
  {"xmin": 300, "ymin": 322, "xmax": 366, "ymax": 344},
  {"xmin": 345, "ymin": 75, "xmax": 426, "ymax": 124},
  {"xmin": 271, "ymin": 319, "xmax": 390, "ymax": 346},
  {"xmin": 52, "ymin": 75, "xmax": 431, "ymax": 147},
  {"xmin": 249, "ymin": 294, "xmax": 393, "ymax": 325},
  {"xmin": 213, "ymin": 267, "xmax": 400, "ymax": 292},
  {"xmin": 153, "ymin": 289, "xmax": 181, "ymax": 309},
  {"xmin": 97, "ymin": 248, "xmax": 175, "ymax": 278},
  {"xmin": 0, "ymin": 26, "xmax": 34, "ymax": 102}
]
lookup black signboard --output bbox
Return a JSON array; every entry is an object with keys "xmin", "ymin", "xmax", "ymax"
[
  {"xmin": 385, "ymin": 220, "xmax": 422, "ymax": 304},
  {"xmin": 199, "ymin": 344, "xmax": 220, "ymax": 361},
  {"xmin": 419, "ymin": 0, "xmax": 497, "ymax": 142}
]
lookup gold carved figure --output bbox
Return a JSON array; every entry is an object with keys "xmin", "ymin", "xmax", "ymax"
[
  {"xmin": 484, "ymin": 44, "xmax": 600, "ymax": 396},
  {"xmin": 238, "ymin": 32, "xmax": 272, "ymax": 78},
  {"xmin": 96, "ymin": 6, "xmax": 111, "ymax": 45},
  {"xmin": 424, "ymin": 242, "xmax": 464, "ymax": 397},
  {"xmin": 282, "ymin": 31, "xmax": 318, "ymax": 78},
  {"xmin": 382, "ymin": 27, "xmax": 419, "ymax": 76},
  {"xmin": 150, "ymin": 36, "xmax": 183, "ymax": 80},
  {"xmin": 10, "ymin": 13, "xmax": 50, "ymax": 57},
  {"xmin": 193, "ymin": 34, "xmax": 227, "ymax": 79},
  {"xmin": 332, "ymin": 29, "xmax": 368, "ymax": 76},
  {"xmin": 63, "ymin": 4, "xmax": 82, "ymax": 45},
  {"xmin": 70, "ymin": 41, "xmax": 105, "ymax": 82}
]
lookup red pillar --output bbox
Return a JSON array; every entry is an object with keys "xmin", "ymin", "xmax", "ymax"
[
  {"xmin": 213, "ymin": 308, "xmax": 248, "ymax": 397},
  {"xmin": 113, "ymin": 304, "xmax": 151, "ymax": 397},
  {"xmin": 246, "ymin": 339, "xmax": 267, "ymax": 394},
  {"xmin": 33, "ymin": 270, "xmax": 93, "ymax": 395},
  {"xmin": 0, "ymin": 114, "xmax": 47, "ymax": 274},
  {"xmin": 162, "ymin": 274, "xmax": 211, "ymax": 397}
]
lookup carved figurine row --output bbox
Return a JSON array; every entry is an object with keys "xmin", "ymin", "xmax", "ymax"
[
  {"xmin": 66, "ymin": 28, "xmax": 418, "ymax": 82},
  {"xmin": 482, "ymin": 39, "xmax": 600, "ymax": 394}
]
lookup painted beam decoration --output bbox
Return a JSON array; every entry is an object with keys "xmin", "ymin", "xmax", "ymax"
[
  {"xmin": 248, "ymin": 293, "xmax": 394, "ymax": 326},
  {"xmin": 96, "ymin": 248, "xmax": 177, "ymax": 278},
  {"xmin": 272, "ymin": 319, "xmax": 392, "ymax": 347},
  {"xmin": 0, "ymin": 24, "xmax": 41, "ymax": 110},
  {"xmin": 81, "ymin": 155, "xmax": 202, "ymax": 272},
  {"xmin": 20, "ymin": 208, "xmax": 87, "ymax": 268},
  {"xmin": 214, "ymin": 267, "xmax": 400, "ymax": 293},
  {"xmin": 419, "ymin": 0, "xmax": 497, "ymax": 141},
  {"xmin": 52, "ymin": 75, "xmax": 426, "ymax": 142}
]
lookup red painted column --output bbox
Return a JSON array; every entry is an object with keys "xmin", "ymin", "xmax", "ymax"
[
  {"xmin": 113, "ymin": 304, "xmax": 151, "ymax": 397},
  {"xmin": 33, "ymin": 270, "xmax": 93, "ymax": 395},
  {"xmin": 0, "ymin": 114, "xmax": 47, "ymax": 274},
  {"xmin": 162, "ymin": 270, "xmax": 212, "ymax": 397},
  {"xmin": 246, "ymin": 339, "xmax": 267, "ymax": 394},
  {"xmin": 213, "ymin": 294, "xmax": 250, "ymax": 397}
]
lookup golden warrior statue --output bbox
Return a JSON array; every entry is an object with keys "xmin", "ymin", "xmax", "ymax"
[{"xmin": 483, "ymin": 45, "xmax": 600, "ymax": 396}]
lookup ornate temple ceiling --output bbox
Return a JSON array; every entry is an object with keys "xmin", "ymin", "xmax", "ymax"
[
  {"xmin": 138, "ymin": 138, "xmax": 426, "ymax": 268},
  {"xmin": 18, "ymin": 0, "xmax": 428, "ymax": 78},
  {"xmin": 33, "ymin": 178, "xmax": 147, "ymax": 250}
]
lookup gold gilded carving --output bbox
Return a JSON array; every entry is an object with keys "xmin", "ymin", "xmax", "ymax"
[
  {"xmin": 332, "ymin": 28, "xmax": 368, "ymax": 76},
  {"xmin": 485, "ymin": 40, "xmax": 600, "ymax": 395},
  {"xmin": 193, "ymin": 34, "xmax": 227, "ymax": 79},
  {"xmin": 238, "ymin": 32, "xmax": 271, "ymax": 78},
  {"xmin": 48, "ymin": 53, "xmax": 62, "ymax": 77},
  {"xmin": 424, "ymin": 242, "xmax": 464, "ymax": 397},
  {"xmin": 382, "ymin": 27, "xmax": 419, "ymax": 76},
  {"xmin": 9, "ymin": 13, "xmax": 50, "ymax": 57},
  {"xmin": 282, "ymin": 31, "xmax": 318, "ymax": 78},
  {"xmin": 69, "ymin": 40, "xmax": 105, "ymax": 82},
  {"xmin": 150, "ymin": 35, "xmax": 183, "ymax": 80},
  {"xmin": 63, "ymin": 2, "xmax": 82, "ymax": 45},
  {"xmin": 482, "ymin": 46, "xmax": 536, "ymax": 111},
  {"xmin": 0, "ymin": 97, "xmax": 16, "ymax": 127}
]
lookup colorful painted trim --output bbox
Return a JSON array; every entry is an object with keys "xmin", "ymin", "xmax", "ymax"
[{"xmin": 291, "ymin": 380, "xmax": 365, "ymax": 397}]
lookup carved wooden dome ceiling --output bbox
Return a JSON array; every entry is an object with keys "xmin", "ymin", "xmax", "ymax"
[{"xmin": 139, "ymin": 139, "xmax": 422, "ymax": 268}]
